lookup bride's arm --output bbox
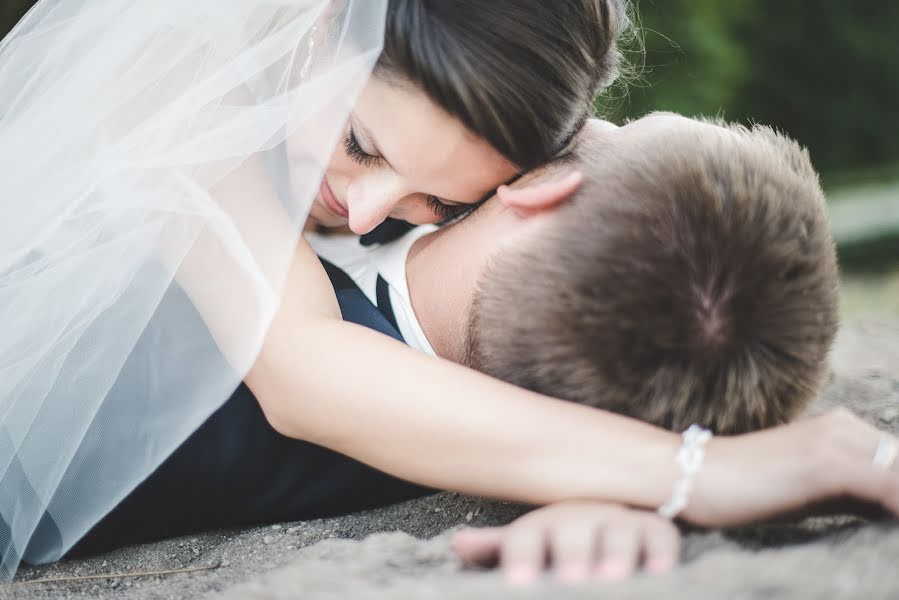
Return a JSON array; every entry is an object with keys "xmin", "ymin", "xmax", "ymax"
[
  {"xmin": 247, "ymin": 238, "xmax": 681, "ymax": 506},
  {"xmin": 247, "ymin": 240, "xmax": 899, "ymax": 526}
]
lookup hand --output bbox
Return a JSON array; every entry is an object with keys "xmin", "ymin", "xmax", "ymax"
[
  {"xmin": 452, "ymin": 501, "xmax": 681, "ymax": 585},
  {"xmin": 685, "ymin": 408, "xmax": 899, "ymax": 527}
]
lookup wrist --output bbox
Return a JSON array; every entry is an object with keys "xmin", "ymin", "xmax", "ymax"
[
  {"xmin": 679, "ymin": 435, "xmax": 738, "ymax": 526},
  {"xmin": 589, "ymin": 421, "xmax": 684, "ymax": 510},
  {"xmin": 527, "ymin": 411, "xmax": 684, "ymax": 508},
  {"xmin": 680, "ymin": 426, "xmax": 821, "ymax": 527},
  {"xmin": 657, "ymin": 425, "xmax": 713, "ymax": 520}
]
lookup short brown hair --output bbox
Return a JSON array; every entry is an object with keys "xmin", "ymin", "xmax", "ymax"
[{"xmin": 465, "ymin": 118, "xmax": 840, "ymax": 434}]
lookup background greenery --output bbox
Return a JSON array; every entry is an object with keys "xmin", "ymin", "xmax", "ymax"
[
  {"xmin": 609, "ymin": 1, "xmax": 899, "ymax": 178},
  {"xmin": 2, "ymin": 1, "xmax": 897, "ymax": 310},
  {"xmin": 604, "ymin": 0, "xmax": 899, "ymax": 285}
]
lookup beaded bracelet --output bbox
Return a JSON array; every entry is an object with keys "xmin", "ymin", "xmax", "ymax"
[{"xmin": 657, "ymin": 424, "xmax": 713, "ymax": 520}]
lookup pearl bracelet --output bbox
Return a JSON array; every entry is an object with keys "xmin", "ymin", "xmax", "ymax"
[{"xmin": 657, "ymin": 424, "xmax": 713, "ymax": 520}]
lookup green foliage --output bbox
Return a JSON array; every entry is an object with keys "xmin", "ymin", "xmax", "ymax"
[{"xmin": 609, "ymin": 1, "xmax": 899, "ymax": 180}]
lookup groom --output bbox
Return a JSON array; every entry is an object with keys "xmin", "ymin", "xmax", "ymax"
[
  {"xmin": 69, "ymin": 113, "xmax": 838, "ymax": 555},
  {"xmin": 312, "ymin": 113, "xmax": 838, "ymax": 434}
]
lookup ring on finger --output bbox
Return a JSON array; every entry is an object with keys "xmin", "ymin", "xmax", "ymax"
[{"xmin": 872, "ymin": 436, "xmax": 899, "ymax": 470}]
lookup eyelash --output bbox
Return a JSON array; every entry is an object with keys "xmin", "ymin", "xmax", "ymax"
[
  {"xmin": 426, "ymin": 195, "xmax": 467, "ymax": 220},
  {"xmin": 430, "ymin": 196, "xmax": 487, "ymax": 225},
  {"xmin": 344, "ymin": 127, "xmax": 382, "ymax": 168},
  {"xmin": 345, "ymin": 126, "xmax": 478, "ymax": 222}
]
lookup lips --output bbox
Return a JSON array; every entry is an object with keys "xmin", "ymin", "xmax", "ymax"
[{"xmin": 319, "ymin": 178, "xmax": 349, "ymax": 219}]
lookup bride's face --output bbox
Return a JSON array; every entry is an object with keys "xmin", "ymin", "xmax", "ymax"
[{"xmin": 308, "ymin": 76, "xmax": 519, "ymax": 235}]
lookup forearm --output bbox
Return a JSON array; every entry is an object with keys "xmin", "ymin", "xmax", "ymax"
[
  {"xmin": 248, "ymin": 318, "xmax": 682, "ymax": 508},
  {"xmin": 248, "ymin": 280, "xmax": 899, "ymax": 529}
]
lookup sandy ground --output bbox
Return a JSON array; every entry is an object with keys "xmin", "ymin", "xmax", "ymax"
[{"xmin": 5, "ymin": 321, "xmax": 899, "ymax": 600}]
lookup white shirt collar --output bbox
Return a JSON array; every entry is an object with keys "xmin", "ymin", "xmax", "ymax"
[{"xmin": 305, "ymin": 227, "xmax": 437, "ymax": 357}]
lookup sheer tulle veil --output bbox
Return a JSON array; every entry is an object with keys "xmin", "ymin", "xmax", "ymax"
[{"xmin": 0, "ymin": 0, "xmax": 386, "ymax": 579}]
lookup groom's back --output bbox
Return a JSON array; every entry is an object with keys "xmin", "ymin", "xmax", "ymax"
[{"xmin": 62, "ymin": 260, "xmax": 429, "ymax": 559}]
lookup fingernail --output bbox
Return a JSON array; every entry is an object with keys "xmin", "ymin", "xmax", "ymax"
[
  {"xmin": 595, "ymin": 560, "xmax": 631, "ymax": 582},
  {"xmin": 557, "ymin": 564, "xmax": 589, "ymax": 584},
  {"xmin": 505, "ymin": 566, "xmax": 539, "ymax": 586},
  {"xmin": 645, "ymin": 557, "xmax": 675, "ymax": 574}
]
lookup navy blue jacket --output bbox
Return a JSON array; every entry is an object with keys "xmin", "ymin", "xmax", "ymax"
[{"xmin": 67, "ymin": 258, "xmax": 432, "ymax": 557}]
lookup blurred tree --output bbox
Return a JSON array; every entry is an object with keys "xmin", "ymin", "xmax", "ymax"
[
  {"xmin": 607, "ymin": 0, "xmax": 753, "ymax": 119},
  {"xmin": 733, "ymin": 1, "xmax": 899, "ymax": 178},
  {"xmin": 608, "ymin": 0, "xmax": 899, "ymax": 179}
]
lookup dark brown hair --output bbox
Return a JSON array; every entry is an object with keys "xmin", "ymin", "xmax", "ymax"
[
  {"xmin": 465, "ymin": 118, "xmax": 840, "ymax": 434},
  {"xmin": 376, "ymin": 0, "xmax": 627, "ymax": 170}
]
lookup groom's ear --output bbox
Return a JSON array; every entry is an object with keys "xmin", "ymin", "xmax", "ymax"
[{"xmin": 497, "ymin": 171, "xmax": 582, "ymax": 218}]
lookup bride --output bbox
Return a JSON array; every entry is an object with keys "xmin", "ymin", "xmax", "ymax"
[
  {"xmin": 0, "ymin": 0, "xmax": 623, "ymax": 578},
  {"xmin": 1, "ymin": 0, "xmax": 897, "ymax": 583}
]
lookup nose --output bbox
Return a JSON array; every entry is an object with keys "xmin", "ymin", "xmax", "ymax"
[{"xmin": 345, "ymin": 173, "xmax": 409, "ymax": 235}]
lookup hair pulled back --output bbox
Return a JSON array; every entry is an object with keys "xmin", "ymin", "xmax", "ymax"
[{"xmin": 376, "ymin": 0, "xmax": 627, "ymax": 170}]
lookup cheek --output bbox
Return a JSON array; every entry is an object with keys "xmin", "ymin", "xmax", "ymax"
[
  {"xmin": 326, "ymin": 146, "xmax": 359, "ymax": 178},
  {"xmin": 394, "ymin": 199, "xmax": 444, "ymax": 225},
  {"xmin": 404, "ymin": 199, "xmax": 480, "ymax": 226},
  {"xmin": 324, "ymin": 147, "xmax": 368, "ymax": 196}
]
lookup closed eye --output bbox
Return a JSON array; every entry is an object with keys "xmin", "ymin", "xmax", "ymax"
[
  {"xmin": 344, "ymin": 127, "xmax": 382, "ymax": 168},
  {"xmin": 426, "ymin": 195, "xmax": 470, "ymax": 220},
  {"xmin": 430, "ymin": 195, "xmax": 488, "ymax": 225}
]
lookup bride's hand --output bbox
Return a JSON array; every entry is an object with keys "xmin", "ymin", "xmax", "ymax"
[
  {"xmin": 453, "ymin": 501, "xmax": 680, "ymax": 584},
  {"xmin": 684, "ymin": 408, "xmax": 899, "ymax": 527}
]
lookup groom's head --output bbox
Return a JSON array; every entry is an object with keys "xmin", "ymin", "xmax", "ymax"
[{"xmin": 420, "ymin": 113, "xmax": 840, "ymax": 434}]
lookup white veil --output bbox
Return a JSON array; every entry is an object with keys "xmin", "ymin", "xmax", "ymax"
[{"xmin": 0, "ymin": 0, "xmax": 386, "ymax": 580}]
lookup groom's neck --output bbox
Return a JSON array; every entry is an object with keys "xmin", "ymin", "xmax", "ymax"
[{"xmin": 406, "ymin": 232, "xmax": 474, "ymax": 364}]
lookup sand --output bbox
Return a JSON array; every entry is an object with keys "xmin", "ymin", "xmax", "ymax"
[{"xmin": 5, "ymin": 321, "xmax": 899, "ymax": 600}]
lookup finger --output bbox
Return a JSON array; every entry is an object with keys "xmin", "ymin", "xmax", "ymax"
[
  {"xmin": 452, "ymin": 527, "xmax": 503, "ymax": 567},
  {"xmin": 548, "ymin": 523, "xmax": 598, "ymax": 584},
  {"xmin": 497, "ymin": 171, "xmax": 582, "ymax": 215},
  {"xmin": 640, "ymin": 518, "xmax": 682, "ymax": 575},
  {"xmin": 595, "ymin": 521, "xmax": 641, "ymax": 582},
  {"xmin": 500, "ymin": 526, "xmax": 547, "ymax": 586}
]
